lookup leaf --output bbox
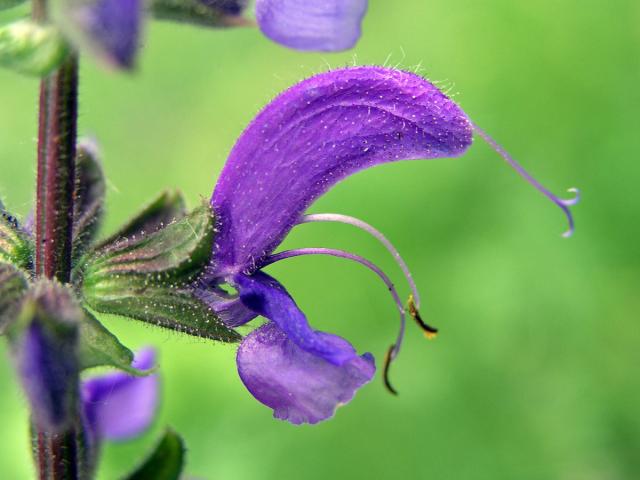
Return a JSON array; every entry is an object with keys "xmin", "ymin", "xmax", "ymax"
[
  {"xmin": 0, "ymin": 262, "xmax": 28, "ymax": 334},
  {"xmin": 78, "ymin": 309, "xmax": 153, "ymax": 375},
  {"xmin": 124, "ymin": 429, "xmax": 185, "ymax": 480},
  {"xmin": 0, "ymin": 19, "xmax": 69, "ymax": 77},
  {"xmin": 96, "ymin": 190, "xmax": 187, "ymax": 250},
  {"xmin": 0, "ymin": 205, "xmax": 33, "ymax": 271},
  {"xmin": 72, "ymin": 139, "xmax": 105, "ymax": 263}
]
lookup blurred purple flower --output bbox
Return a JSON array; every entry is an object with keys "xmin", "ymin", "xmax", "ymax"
[
  {"xmin": 61, "ymin": 0, "xmax": 368, "ymax": 70},
  {"xmin": 82, "ymin": 347, "xmax": 158, "ymax": 445},
  {"xmin": 197, "ymin": 66, "xmax": 578, "ymax": 424},
  {"xmin": 63, "ymin": 0, "xmax": 143, "ymax": 69},
  {"xmin": 255, "ymin": 0, "xmax": 368, "ymax": 51}
]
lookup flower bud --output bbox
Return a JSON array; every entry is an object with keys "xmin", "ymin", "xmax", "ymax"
[
  {"xmin": 9, "ymin": 280, "xmax": 81, "ymax": 432},
  {"xmin": 0, "ymin": 20, "xmax": 69, "ymax": 76}
]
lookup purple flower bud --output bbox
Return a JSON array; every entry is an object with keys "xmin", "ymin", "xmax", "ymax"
[{"xmin": 10, "ymin": 281, "xmax": 81, "ymax": 432}]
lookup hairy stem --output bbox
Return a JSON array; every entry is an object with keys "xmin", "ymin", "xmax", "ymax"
[
  {"xmin": 32, "ymin": 0, "xmax": 82, "ymax": 478},
  {"xmin": 34, "ymin": 55, "xmax": 78, "ymax": 281}
]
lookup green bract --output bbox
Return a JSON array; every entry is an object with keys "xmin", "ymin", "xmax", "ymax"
[
  {"xmin": 0, "ymin": 19, "xmax": 69, "ymax": 76},
  {"xmin": 78, "ymin": 309, "xmax": 149, "ymax": 375}
]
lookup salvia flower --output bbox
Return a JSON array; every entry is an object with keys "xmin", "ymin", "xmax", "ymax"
[
  {"xmin": 196, "ymin": 66, "xmax": 578, "ymax": 424},
  {"xmin": 57, "ymin": 0, "xmax": 368, "ymax": 70}
]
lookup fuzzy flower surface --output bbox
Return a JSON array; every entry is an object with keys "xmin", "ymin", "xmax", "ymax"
[{"xmin": 196, "ymin": 66, "xmax": 578, "ymax": 424}]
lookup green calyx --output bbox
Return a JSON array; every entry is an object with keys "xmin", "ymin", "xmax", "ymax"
[
  {"xmin": 0, "ymin": 19, "xmax": 69, "ymax": 77},
  {"xmin": 72, "ymin": 140, "xmax": 106, "ymax": 263},
  {"xmin": 0, "ymin": 205, "xmax": 33, "ymax": 271},
  {"xmin": 150, "ymin": 0, "xmax": 250, "ymax": 28},
  {"xmin": 78, "ymin": 197, "xmax": 240, "ymax": 343}
]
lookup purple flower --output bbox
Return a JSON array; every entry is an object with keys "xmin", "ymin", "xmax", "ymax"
[
  {"xmin": 60, "ymin": 0, "xmax": 368, "ymax": 70},
  {"xmin": 82, "ymin": 348, "xmax": 158, "ymax": 446},
  {"xmin": 198, "ymin": 66, "xmax": 578, "ymax": 424},
  {"xmin": 61, "ymin": 0, "xmax": 143, "ymax": 69}
]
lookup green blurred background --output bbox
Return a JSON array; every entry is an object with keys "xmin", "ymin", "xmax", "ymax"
[{"xmin": 1, "ymin": 0, "xmax": 639, "ymax": 478}]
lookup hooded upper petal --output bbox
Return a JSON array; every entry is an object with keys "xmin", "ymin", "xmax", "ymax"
[
  {"xmin": 211, "ymin": 66, "xmax": 473, "ymax": 274},
  {"xmin": 237, "ymin": 322, "xmax": 375, "ymax": 424},
  {"xmin": 82, "ymin": 347, "xmax": 158, "ymax": 441},
  {"xmin": 255, "ymin": 0, "xmax": 368, "ymax": 51},
  {"xmin": 235, "ymin": 271, "xmax": 358, "ymax": 365}
]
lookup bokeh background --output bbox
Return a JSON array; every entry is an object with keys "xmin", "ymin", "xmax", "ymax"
[{"xmin": 1, "ymin": 1, "xmax": 639, "ymax": 478}]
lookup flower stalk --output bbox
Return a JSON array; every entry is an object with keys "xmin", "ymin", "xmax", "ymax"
[{"xmin": 32, "ymin": 0, "xmax": 82, "ymax": 477}]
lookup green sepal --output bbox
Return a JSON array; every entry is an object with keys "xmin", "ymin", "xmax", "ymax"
[
  {"xmin": 78, "ymin": 309, "xmax": 152, "ymax": 375},
  {"xmin": 83, "ymin": 200, "xmax": 213, "ymax": 283},
  {"xmin": 0, "ymin": 262, "xmax": 28, "ymax": 334},
  {"xmin": 79, "ymin": 201, "xmax": 240, "ymax": 342},
  {"xmin": 95, "ymin": 190, "xmax": 187, "ymax": 251},
  {"xmin": 125, "ymin": 429, "xmax": 185, "ymax": 480},
  {"xmin": 0, "ymin": 203, "xmax": 33, "ymax": 271},
  {"xmin": 72, "ymin": 140, "xmax": 105, "ymax": 264},
  {"xmin": 0, "ymin": 19, "xmax": 69, "ymax": 77},
  {"xmin": 82, "ymin": 279, "xmax": 240, "ymax": 342},
  {"xmin": 150, "ymin": 0, "xmax": 250, "ymax": 28}
]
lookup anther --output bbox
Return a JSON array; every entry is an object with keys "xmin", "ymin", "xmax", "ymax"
[
  {"xmin": 383, "ymin": 345, "xmax": 398, "ymax": 396},
  {"xmin": 408, "ymin": 294, "xmax": 437, "ymax": 339}
]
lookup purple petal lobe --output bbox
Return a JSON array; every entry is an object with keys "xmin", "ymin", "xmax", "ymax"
[
  {"xmin": 255, "ymin": 0, "xmax": 367, "ymax": 51},
  {"xmin": 66, "ymin": 0, "xmax": 143, "ymax": 69},
  {"xmin": 237, "ymin": 322, "xmax": 375, "ymax": 424},
  {"xmin": 82, "ymin": 348, "xmax": 158, "ymax": 441},
  {"xmin": 235, "ymin": 272, "xmax": 358, "ymax": 365},
  {"xmin": 212, "ymin": 67, "xmax": 473, "ymax": 273}
]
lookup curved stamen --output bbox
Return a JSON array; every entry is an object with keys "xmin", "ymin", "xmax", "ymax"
[
  {"xmin": 299, "ymin": 213, "xmax": 422, "ymax": 308},
  {"xmin": 263, "ymin": 247, "xmax": 406, "ymax": 395},
  {"xmin": 472, "ymin": 124, "xmax": 580, "ymax": 237}
]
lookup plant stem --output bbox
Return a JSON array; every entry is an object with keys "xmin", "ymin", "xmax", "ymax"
[
  {"xmin": 32, "ymin": 0, "xmax": 82, "ymax": 478},
  {"xmin": 34, "ymin": 55, "xmax": 79, "ymax": 282},
  {"xmin": 35, "ymin": 431, "xmax": 80, "ymax": 480}
]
